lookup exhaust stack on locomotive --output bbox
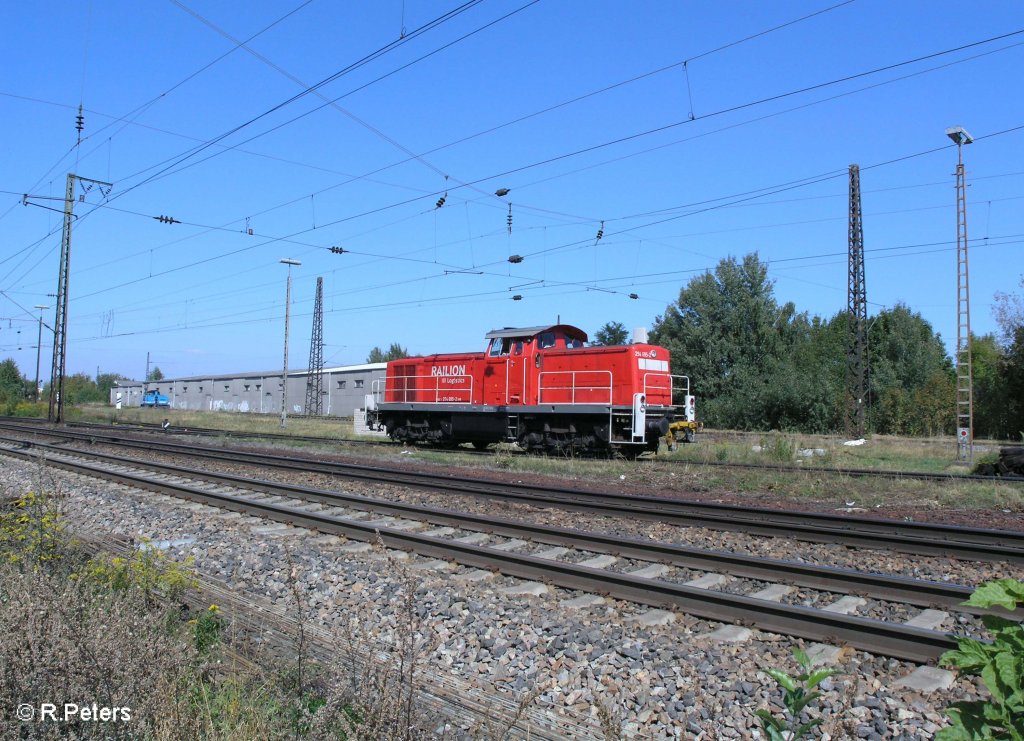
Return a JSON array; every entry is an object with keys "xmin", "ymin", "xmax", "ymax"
[{"xmin": 367, "ymin": 324, "xmax": 698, "ymax": 455}]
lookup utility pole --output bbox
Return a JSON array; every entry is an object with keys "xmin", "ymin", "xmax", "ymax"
[
  {"xmin": 947, "ymin": 126, "xmax": 974, "ymax": 463},
  {"xmin": 845, "ymin": 164, "xmax": 868, "ymax": 438},
  {"xmin": 304, "ymin": 276, "xmax": 325, "ymax": 417},
  {"xmin": 34, "ymin": 304, "xmax": 49, "ymax": 401},
  {"xmin": 280, "ymin": 259, "xmax": 301, "ymax": 428},
  {"xmin": 145, "ymin": 351, "xmax": 151, "ymax": 383},
  {"xmin": 45, "ymin": 172, "xmax": 112, "ymax": 423}
]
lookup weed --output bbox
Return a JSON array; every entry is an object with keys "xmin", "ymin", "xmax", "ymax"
[
  {"xmin": 756, "ymin": 647, "xmax": 837, "ymax": 740},
  {"xmin": 192, "ymin": 604, "xmax": 223, "ymax": 654},
  {"xmin": 0, "ymin": 490, "xmax": 68, "ymax": 566},
  {"xmin": 80, "ymin": 539, "xmax": 198, "ymax": 602},
  {"xmin": 938, "ymin": 578, "xmax": 1024, "ymax": 740},
  {"xmin": 761, "ymin": 433, "xmax": 797, "ymax": 463}
]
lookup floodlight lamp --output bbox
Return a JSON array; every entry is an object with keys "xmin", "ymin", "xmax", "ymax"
[
  {"xmin": 280, "ymin": 258, "xmax": 301, "ymax": 266},
  {"xmin": 945, "ymin": 126, "xmax": 974, "ymax": 145}
]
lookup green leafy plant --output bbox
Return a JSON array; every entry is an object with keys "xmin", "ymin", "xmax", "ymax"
[
  {"xmin": 0, "ymin": 491, "xmax": 67, "ymax": 565},
  {"xmin": 192, "ymin": 604, "xmax": 223, "ymax": 654},
  {"xmin": 80, "ymin": 539, "xmax": 198, "ymax": 602},
  {"xmin": 938, "ymin": 578, "xmax": 1024, "ymax": 740},
  {"xmin": 756, "ymin": 647, "xmax": 837, "ymax": 741}
]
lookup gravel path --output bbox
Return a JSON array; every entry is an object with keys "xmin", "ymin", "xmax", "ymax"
[{"xmin": 0, "ymin": 451, "xmax": 1005, "ymax": 739}]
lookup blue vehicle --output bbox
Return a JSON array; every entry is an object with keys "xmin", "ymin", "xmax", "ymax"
[{"xmin": 141, "ymin": 390, "xmax": 169, "ymax": 407}]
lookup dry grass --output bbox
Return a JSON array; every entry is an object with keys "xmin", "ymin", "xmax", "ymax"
[
  {"xmin": 67, "ymin": 404, "xmax": 1024, "ymax": 513},
  {"xmin": 73, "ymin": 403, "xmax": 355, "ymax": 439}
]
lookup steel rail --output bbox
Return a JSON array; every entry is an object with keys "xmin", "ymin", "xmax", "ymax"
[
  {"xmin": 2, "ymin": 437, "xmax": 996, "ymax": 614},
  {"xmin": 3, "ymin": 422, "xmax": 1021, "ymax": 563},
  {"xmin": 74, "ymin": 533, "xmax": 599, "ymax": 740},
  {"xmin": 8, "ymin": 415, "xmax": 1021, "ymax": 483},
  {"xmin": 0, "ymin": 441, "xmax": 991, "ymax": 662}
]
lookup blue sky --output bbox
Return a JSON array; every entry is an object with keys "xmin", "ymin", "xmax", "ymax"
[{"xmin": 1, "ymin": 1, "xmax": 1022, "ymax": 382}]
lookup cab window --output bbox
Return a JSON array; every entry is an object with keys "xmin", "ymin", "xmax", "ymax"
[
  {"xmin": 538, "ymin": 332, "xmax": 556, "ymax": 349},
  {"xmin": 513, "ymin": 340, "xmax": 524, "ymax": 355},
  {"xmin": 489, "ymin": 338, "xmax": 513, "ymax": 356},
  {"xmin": 566, "ymin": 336, "xmax": 583, "ymax": 349}
]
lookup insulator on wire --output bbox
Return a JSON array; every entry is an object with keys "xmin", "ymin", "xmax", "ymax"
[
  {"xmin": 596, "ymin": 221, "xmax": 604, "ymax": 243},
  {"xmin": 153, "ymin": 215, "xmax": 180, "ymax": 224},
  {"xmin": 75, "ymin": 104, "xmax": 84, "ymax": 134},
  {"xmin": 507, "ymin": 203, "xmax": 513, "ymax": 234},
  {"xmin": 435, "ymin": 192, "xmax": 447, "ymax": 209},
  {"xmin": 629, "ymin": 293, "xmax": 639, "ymax": 300},
  {"xmin": 508, "ymin": 255, "xmax": 523, "ymax": 264},
  {"xmin": 329, "ymin": 246, "xmax": 346, "ymax": 254},
  {"xmin": 512, "ymin": 294, "xmax": 522, "ymax": 301}
]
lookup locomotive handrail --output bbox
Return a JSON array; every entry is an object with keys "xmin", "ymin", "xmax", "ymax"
[
  {"xmin": 538, "ymin": 370, "xmax": 613, "ymax": 405},
  {"xmin": 374, "ymin": 374, "xmax": 475, "ymax": 405},
  {"xmin": 642, "ymin": 373, "xmax": 690, "ymax": 406}
]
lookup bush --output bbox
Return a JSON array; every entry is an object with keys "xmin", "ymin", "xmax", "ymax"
[{"xmin": 938, "ymin": 579, "xmax": 1024, "ymax": 739}]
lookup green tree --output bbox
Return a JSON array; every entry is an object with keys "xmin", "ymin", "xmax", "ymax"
[
  {"xmin": 594, "ymin": 321, "xmax": 629, "ymax": 346},
  {"xmin": 61, "ymin": 373, "xmax": 103, "ymax": 404},
  {"xmin": 146, "ymin": 366, "xmax": 165, "ymax": 382},
  {"xmin": 971, "ymin": 334, "xmax": 1011, "ymax": 439},
  {"xmin": 96, "ymin": 372, "xmax": 129, "ymax": 401},
  {"xmin": 866, "ymin": 304, "xmax": 953, "ymax": 435},
  {"xmin": 1001, "ymin": 325, "xmax": 1024, "ymax": 440},
  {"xmin": 0, "ymin": 358, "xmax": 27, "ymax": 408},
  {"xmin": 366, "ymin": 343, "xmax": 409, "ymax": 363},
  {"xmin": 650, "ymin": 253, "xmax": 796, "ymax": 429},
  {"xmin": 990, "ymin": 278, "xmax": 1024, "ymax": 439}
]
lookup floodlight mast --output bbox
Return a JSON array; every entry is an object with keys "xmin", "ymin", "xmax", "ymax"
[
  {"xmin": 34, "ymin": 304, "xmax": 49, "ymax": 402},
  {"xmin": 280, "ymin": 259, "xmax": 301, "ymax": 429},
  {"xmin": 946, "ymin": 127, "xmax": 974, "ymax": 463}
]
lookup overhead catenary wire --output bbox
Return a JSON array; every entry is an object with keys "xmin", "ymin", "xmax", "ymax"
[{"xmin": 3, "ymin": 8, "xmax": 1023, "ymax": 370}]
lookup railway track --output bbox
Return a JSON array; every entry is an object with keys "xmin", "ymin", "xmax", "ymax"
[
  {"xmin": 72, "ymin": 533, "xmax": 598, "ymax": 741},
  {"xmin": 2, "ymin": 435, "xmax": 1019, "ymax": 663},
  {"xmin": 6, "ymin": 415, "xmax": 1022, "ymax": 483},
  {"xmin": 3, "ymin": 421, "xmax": 1022, "ymax": 564}
]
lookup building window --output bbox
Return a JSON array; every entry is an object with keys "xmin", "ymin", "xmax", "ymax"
[
  {"xmin": 183, "ymin": 386, "xmax": 188, "ymax": 392},
  {"xmin": 338, "ymin": 380, "xmax": 346, "ymax": 389},
  {"xmin": 354, "ymin": 379, "xmax": 364, "ymax": 389},
  {"xmin": 255, "ymin": 384, "xmax": 261, "ymax": 391},
  {"xmin": 244, "ymin": 384, "xmax": 250, "ymax": 392},
  {"xmin": 199, "ymin": 386, "xmax": 203, "ymax": 393},
  {"xmin": 224, "ymin": 384, "xmax": 230, "ymax": 391}
]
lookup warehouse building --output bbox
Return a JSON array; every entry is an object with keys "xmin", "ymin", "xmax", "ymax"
[{"xmin": 110, "ymin": 363, "xmax": 386, "ymax": 418}]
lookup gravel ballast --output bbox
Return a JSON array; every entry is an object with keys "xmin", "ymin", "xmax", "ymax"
[{"xmin": 1, "ymin": 453, "xmax": 1004, "ymax": 739}]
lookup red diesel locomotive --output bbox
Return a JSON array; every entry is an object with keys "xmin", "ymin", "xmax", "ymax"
[{"xmin": 367, "ymin": 324, "xmax": 698, "ymax": 455}]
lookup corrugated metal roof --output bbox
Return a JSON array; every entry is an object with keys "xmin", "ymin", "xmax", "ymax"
[{"xmin": 138, "ymin": 363, "xmax": 387, "ymax": 383}]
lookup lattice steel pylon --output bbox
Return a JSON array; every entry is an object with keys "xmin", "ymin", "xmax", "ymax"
[
  {"xmin": 47, "ymin": 173, "xmax": 112, "ymax": 423},
  {"xmin": 947, "ymin": 127, "xmax": 974, "ymax": 462},
  {"xmin": 304, "ymin": 276, "xmax": 325, "ymax": 416},
  {"xmin": 845, "ymin": 164, "xmax": 868, "ymax": 438}
]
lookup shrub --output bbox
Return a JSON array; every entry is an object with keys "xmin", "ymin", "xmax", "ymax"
[
  {"xmin": 0, "ymin": 491, "xmax": 68, "ymax": 566},
  {"xmin": 80, "ymin": 540, "xmax": 198, "ymax": 602},
  {"xmin": 938, "ymin": 578, "xmax": 1024, "ymax": 740}
]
